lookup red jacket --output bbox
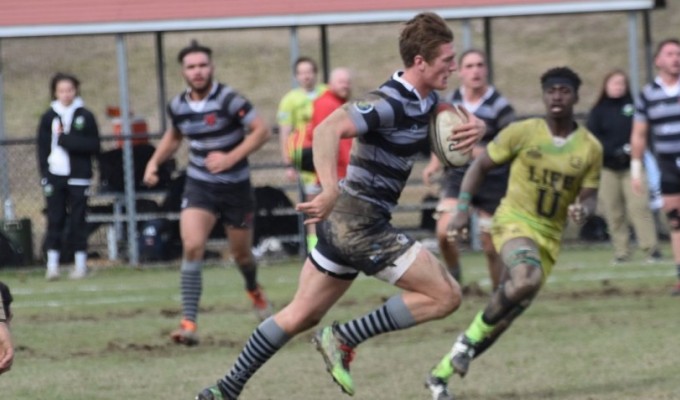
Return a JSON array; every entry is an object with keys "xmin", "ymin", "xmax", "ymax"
[{"xmin": 309, "ymin": 89, "xmax": 353, "ymax": 179}]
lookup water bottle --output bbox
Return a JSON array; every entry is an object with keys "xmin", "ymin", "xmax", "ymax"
[{"xmin": 3, "ymin": 198, "xmax": 15, "ymax": 220}]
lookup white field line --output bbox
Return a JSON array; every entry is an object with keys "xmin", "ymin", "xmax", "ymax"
[{"xmin": 10, "ymin": 266, "xmax": 676, "ymax": 309}]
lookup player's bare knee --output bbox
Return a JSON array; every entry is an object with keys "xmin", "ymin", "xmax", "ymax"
[
  {"xmin": 432, "ymin": 278, "xmax": 462, "ymax": 318},
  {"xmin": 231, "ymin": 248, "xmax": 254, "ymax": 266},
  {"xmin": 512, "ymin": 273, "xmax": 542, "ymax": 296},
  {"xmin": 480, "ymin": 234, "xmax": 496, "ymax": 257},
  {"xmin": 666, "ymin": 209, "xmax": 680, "ymax": 231},
  {"xmin": 280, "ymin": 304, "xmax": 323, "ymax": 333},
  {"xmin": 182, "ymin": 241, "xmax": 205, "ymax": 260}
]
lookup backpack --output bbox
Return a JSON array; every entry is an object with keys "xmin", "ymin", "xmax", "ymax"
[{"xmin": 253, "ymin": 186, "xmax": 300, "ymax": 256}]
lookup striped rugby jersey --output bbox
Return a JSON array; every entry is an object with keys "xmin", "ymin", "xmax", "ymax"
[
  {"xmin": 168, "ymin": 83, "xmax": 257, "ymax": 184},
  {"xmin": 634, "ymin": 77, "xmax": 680, "ymax": 155},
  {"xmin": 447, "ymin": 86, "xmax": 515, "ymax": 176},
  {"xmin": 343, "ymin": 72, "xmax": 438, "ymax": 211}
]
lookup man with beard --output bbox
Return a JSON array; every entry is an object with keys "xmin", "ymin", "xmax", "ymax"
[
  {"xmin": 143, "ymin": 41, "xmax": 272, "ymax": 346},
  {"xmin": 630, "ymin": 38, "xmax": 680, "ymax": 295}
]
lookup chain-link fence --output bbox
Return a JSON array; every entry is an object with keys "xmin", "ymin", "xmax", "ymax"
[{"xmin": 0, "ymin": 132, "xmax": 437, "ymax": 268}]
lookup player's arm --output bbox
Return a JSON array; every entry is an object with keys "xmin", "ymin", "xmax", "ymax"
[
  {"xmin": 0, "ymin": 282, "xmax": 13, "ymax": 375},
  {"xmin": 296, "ymin": 107, "xmax": 357, "ymax": 224},
  {"xmin": 277, "ymin": 96, "xmax": 295, "ymax": 167},
  {"xmin": 629, "ymin": 119, "xmax": 649, "ymax": 194},
  {"xmin": 445, "ymin": 149, "xmax": 499, "ymax": 239},
  {"xmin": 205, "ymin": 116, "xmax": 270, "ymax": 174},
  {"xmin": 143, "ymin": 125, "xmax": 183, "ymax": 187},
  {"xmin": 457, "ymin": 150, "xmax": 499, "ymax": 210},
  {"xmin": 278, "ymin": 124, "xmax": 293, "ymax": 165},
  {"xmin": 568, "ymin": 188, "xmax": 598, "ymax": 225},
  {"xmin": 0, "ymin": 322, "xmax": 12, "ymax": 375},
  {"xmin": 232, "ymin": 116, "xmax": 270, "ymax": 160},
  {"xmin": 422, "ymin": 152, "xmax": 442, "ymax": 186}
]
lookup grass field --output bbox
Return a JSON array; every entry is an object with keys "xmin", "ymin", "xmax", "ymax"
[{"xmin": 0, "ymin": 244, "xmax": 678, "ymax": 400}]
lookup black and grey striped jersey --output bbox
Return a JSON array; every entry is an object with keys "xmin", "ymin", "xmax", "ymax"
[
  {"xmin": 342, "ymin": 72, "xmax": 438, "ymax": 211},
  {"xmin": 448, "ymin": 87, "xmax": 515, "ymax": 145},
  {"xmin": 447, "ymin": 86, "xmax": 515, "ymax": 176},
  {"xmin": 635, "ymin": 78, "xmax": 680, "ymax": 155},
  {"xmin": 168, "ymin": 83, "xmax": 257, "ymax": 184}
]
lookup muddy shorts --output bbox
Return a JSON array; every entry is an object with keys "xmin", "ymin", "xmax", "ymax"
[{"xmin": 310, "ymin": 192, "xmax": 421, "ymax": 284}]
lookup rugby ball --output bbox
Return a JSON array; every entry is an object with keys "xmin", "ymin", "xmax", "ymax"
[{"xmin": 429, "ymin": 103, "xmax": 471, "ymax": 167}]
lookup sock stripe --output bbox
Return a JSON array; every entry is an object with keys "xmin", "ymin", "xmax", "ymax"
[
  {"xmin": 335, "ymin": 298, "xmax": 410, "ymax": 348},
  {"xmin": 180, "ymin": 269, "xmax": 202, "ymax": 322},
  {"xmin": 218, "ymin": 319, "xmax": 290, "ymax": 398}
]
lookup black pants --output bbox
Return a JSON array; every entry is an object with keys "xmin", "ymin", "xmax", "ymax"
[{"xmin": 44, "ymin": 175, "xmax": 89, "ymax": 252}]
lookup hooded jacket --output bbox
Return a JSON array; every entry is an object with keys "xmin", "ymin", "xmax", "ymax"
[{"xmin": 37, "ymin": 98, "xmax": 100, "ymax": 184}]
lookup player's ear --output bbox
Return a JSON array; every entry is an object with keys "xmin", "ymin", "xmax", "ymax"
[{"xmin": 414, "ymin": 55, "xmax": 426, "ymax": 71}]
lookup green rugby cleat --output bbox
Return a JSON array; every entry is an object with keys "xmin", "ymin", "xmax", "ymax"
[
  {"xmin": 195, "ymin": 385, "xmax": 229, "ymax": 400},
  {"xmin": 313, "ymin": 323, "xmax": 356, "ymax": 396}
]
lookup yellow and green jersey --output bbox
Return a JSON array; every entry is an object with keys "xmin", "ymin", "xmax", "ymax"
[
  {"xmin": 487, "ymin": 118, "xmax": 603, "ymax": 240},
  {"xmin": 277, "ymin": 84, "xmax": 326, "ymax": 138}
]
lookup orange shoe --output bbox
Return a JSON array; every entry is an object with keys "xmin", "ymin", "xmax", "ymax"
[
  {"xmin": 246, "ymin": 286, "xmax": 273, "ymax": 321},
  {"xmin": 170, "ymin": 319, "xmax": 199, "ymax": 346}
]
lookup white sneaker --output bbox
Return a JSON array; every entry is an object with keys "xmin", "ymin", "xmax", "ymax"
[
  {"xmin": 45, "ymin": 269, "xmax": 60, "ymax": 281},
  {"xmin": 69, "ymin": 268, "xmax": 89, "ymax": 280}
]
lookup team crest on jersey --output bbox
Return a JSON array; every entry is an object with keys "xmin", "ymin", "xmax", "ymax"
[
  {"xmin": 622, "ymin": 103, "xmax": 635, "ymax": 117},
  {"xmin": 569, "ymin": 156, "xmax": 583, "ymax": 169},
  {"xmin": 354, "ymin": 101, "xmax": 375, "ymax": 114},
  {"xmin": 73, "ymin": 115, "xmax": 85, "ymax": 130},
  {"xmin": 204, "ymin": 112, "xmax": 217, "ymax": 126},
  {"xmin": 526, "ymin": 146, "xmax": 542, "ymax": 159}
]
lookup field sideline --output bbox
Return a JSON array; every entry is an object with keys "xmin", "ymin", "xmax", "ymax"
[{"xmin": 0, "ymin": 244, "xmax": 678, "ymax": 400}]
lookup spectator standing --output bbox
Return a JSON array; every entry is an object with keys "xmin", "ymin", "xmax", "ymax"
[
  {"xmin": 309, "ymin": 67, "xmax": 353, "ymax": 179},
  {"xmin": 277, "ymin": 57, "xmax": 327, "ymax": 250},
  {"xmin": 587, "ymin": 69, "xmax": 661, "ymax": 264},
  {"xmin": 37, "ymin": 73, "xmax": 100, "ymax": 281},
  {"xmin": 630, "ymin": 38, "xmax": 680, "ymax": 295}
]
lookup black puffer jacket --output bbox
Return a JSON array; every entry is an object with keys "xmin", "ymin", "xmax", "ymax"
[
  {"xmin": 586, "ymin": 95, "xmax": 635, "ymax": 171},
  {"xmin": 36, "ymin": 107, "xmax": 100, "ymax": 181}
]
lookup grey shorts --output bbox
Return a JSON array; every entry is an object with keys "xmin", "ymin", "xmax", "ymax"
[
  {"xmin": 310, "ymin": 192, "xmax": 421, "ymax": 283},
  {"xmin": 182, "ymin": 178, "xmax": 255, "ymax": 228}
]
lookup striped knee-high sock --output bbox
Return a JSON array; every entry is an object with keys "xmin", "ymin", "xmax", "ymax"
[
  {"xmin": 180, "ymin": 259, "xmax": 203, "ymax": 322},
  {"xmin": 217, "ymin": 317, "xmax": 290, "ymax": 398},
  {"xmin": 334, "ymin": 295, "xmax": 416, "ymax": 348}
]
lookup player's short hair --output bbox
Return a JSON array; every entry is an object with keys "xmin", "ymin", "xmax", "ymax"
[
  {"xmin": 458, "ymin": 48, "xmax": 486, "ymax": 66},
  {"xmin": 177, "ymin": 40, "xmax": 212, "ymax": 64},
  {"xmin": 399, "ymin": 12, "xmax": 454, "ymax": 68},
  {"xmin": 540, "ymin": 67, "xmax": 582, "ymax": 93},
  {"xmin": 50, "ymin": 72, "xmax": 80, "ymax": 100},
  {"xmin": 294, "ymin": 56, "xmax": 318, "ymax": 74},
  {"xmin": 654, "ymin": 38, "xmax": 680, "ymax": 58}
]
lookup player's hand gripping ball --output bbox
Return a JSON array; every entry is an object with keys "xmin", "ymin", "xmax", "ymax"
[{"xmin": 429, "ymin": 103, "xmax": 472, "ymax": 167}]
